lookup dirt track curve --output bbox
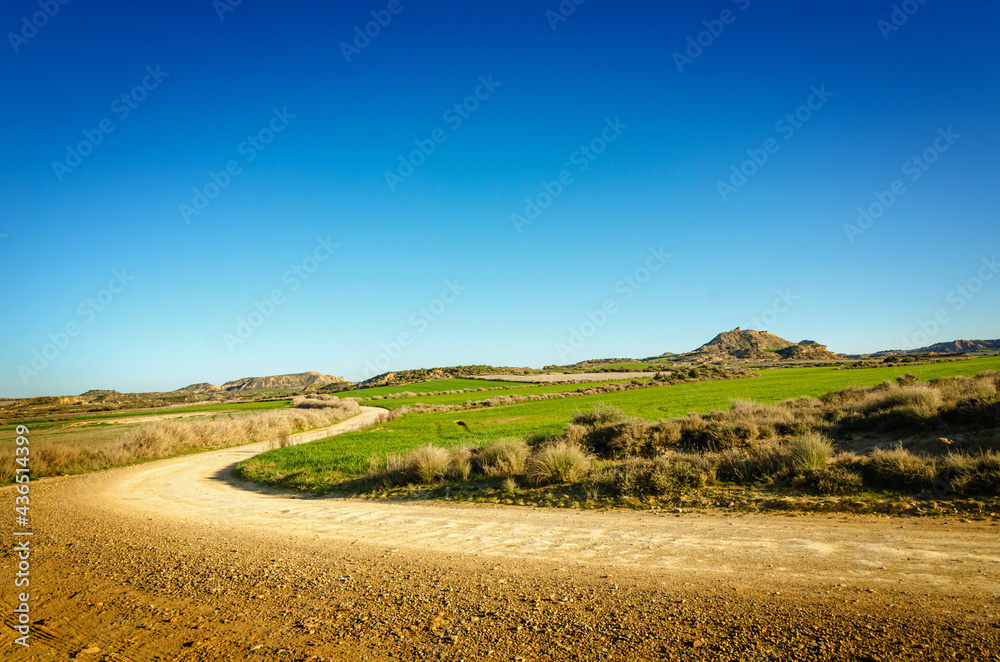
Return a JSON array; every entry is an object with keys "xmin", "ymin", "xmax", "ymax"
[{"xmin": 3, "ymin": 408, "xmax": 1000, "ymax": 661}]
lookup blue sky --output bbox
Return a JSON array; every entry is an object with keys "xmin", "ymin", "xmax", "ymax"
[{"xmin": 2, "ymin": 0, "xmax": 998, "ymax": 396}]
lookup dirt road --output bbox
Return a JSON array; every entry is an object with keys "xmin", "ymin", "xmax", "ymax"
[{"xmin": 3, "ymin": 409, "xmax": 1000, "ymax": 660}]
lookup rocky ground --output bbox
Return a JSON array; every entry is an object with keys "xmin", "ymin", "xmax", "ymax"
[{"xmin": 3, "ymin": 411, "xmax": 999, "ymax": 661}]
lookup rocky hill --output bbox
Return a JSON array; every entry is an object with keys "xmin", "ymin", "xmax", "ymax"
[
  {"xmin": 177, "ymin": 372, "xmax": 347, "ymax": 393},
  {"xmin": 677, "ymin": 328, "xmax": 841, "ymax": 363}
]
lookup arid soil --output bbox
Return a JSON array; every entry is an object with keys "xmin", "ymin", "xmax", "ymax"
[{"xmin": 3, "ymin": 409, "xmax": 1000, "ymax": 661}]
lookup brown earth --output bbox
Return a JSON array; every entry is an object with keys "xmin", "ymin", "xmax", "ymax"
[{"xmin": 3, "ymin": 409, "xmax": 1000, "ymax": 661}]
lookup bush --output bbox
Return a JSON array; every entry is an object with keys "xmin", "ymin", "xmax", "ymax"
[
  {"xmin": 449, "ymin": 446, "xmax": 473, "ymax": 481},
  {"xmin": 862, "ymin": 446, "xmax": 937, "ymax": 490},
  {"xmin": 792, "ymin": 467, "xmax": 863, "ymax": 494},
  {"xmin": 788, "ymin": 432, "xmax": 832, "ymax": 473},
  {"xmin": 716, "ymin": 441, "xmax": 789, "ymax": 484},
  {"xmin": 572, "ymin": 403, "xmax": 626, "ymax": 427},
  {"xmin": 597, "ymin": 455, "xmax": 716, "ymax": 496},
  {"xmin": 526, "ymin": 441, "xmax": 591, "ymax": 485},
  {"xmin": 941, "ymin": 451, "xmax": 1000, "ymax": 496},
  {"xmin": 477, "ymin": 438, "xmax": 530, "ymax": 476},
  {"xmin": 409, "ymin": 444, "xmax": 452, "ymax": 483}
]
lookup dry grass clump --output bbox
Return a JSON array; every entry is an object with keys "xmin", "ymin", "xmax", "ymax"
[
  {"xmin": 526, "ymin": 441, "xmax": 591, "ymax": 485},
  {"xmin": 571, "ymin": 402, "xmax": 627, "ymax": 427},
  {"xmin": 861, "ymin": 446, "xmax": 938, "ymax": 490},
  {"xmin": 946, "ymin": 450, "xmax": 1000, "ymax": 496},
  {"xmin": 477, "ymin": 438, "xmax": 530, "ymax": 476},
  {"xmin": 409, "ymin": 444, "xmax": 452, "ymax": 483},
  {"xmin": 791, "ymin": 466, "xmax": 863, "ymax": 495},
  {"xmin": 591, "ymin": 454, "xmax": 717, "ymax": 497},
  {"xmin": 788, "ymin": 432, "xmax": 832, "ymax": 473},
  {"xmin": 715, "ymin": 440, "xmax": 789, "ymax": 484}
]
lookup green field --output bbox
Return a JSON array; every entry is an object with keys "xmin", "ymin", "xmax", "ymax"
[
  {"xmin": 360, "ymin": 378, "xmax": 651, "ymax": 410},
  {"xmin": 241, "ymin": 356, "xmax": 1000, "ymax": 488},
  {"xmin": 336, "ymin": 378, "xmax": 531, "ymax": 399}
]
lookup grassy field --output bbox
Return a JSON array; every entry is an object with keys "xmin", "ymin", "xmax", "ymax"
[
  {"xmin": 336, "ymin": 378, "xmax": 532, "ymax": 399},
  {"xmin": 361, "ymin": 378, "xmax": 652, "ymax": 410},
  {"xmin": 239, "ymin": 356, "xmax": 1000, "ymax": 489}
]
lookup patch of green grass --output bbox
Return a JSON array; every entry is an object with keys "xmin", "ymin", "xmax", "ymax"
[
  {"xmin": 238, "ymin": 356, "xmax": 1000, "ymax": 491},
  {"xmin": 362, "ymin": 378, "xmax": 650, "ymax": 409},
  {"xmin": 336, "ymin": 378, "xmax": 532, "ymax": 399}
]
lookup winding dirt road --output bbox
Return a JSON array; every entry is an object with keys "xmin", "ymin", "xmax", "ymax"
[{"xmin": 3, "ymin": 409, "xmax": 1000, "ymax": 660}]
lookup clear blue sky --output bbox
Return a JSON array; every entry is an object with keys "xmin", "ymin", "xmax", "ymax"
[{"xmin": 2, "ymin": 0, "xmax": 998, "ymax": 397}]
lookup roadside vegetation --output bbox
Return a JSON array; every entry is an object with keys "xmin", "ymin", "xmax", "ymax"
[
  {"xmin": 236, "ymin": 358, "xmax": 1000, "ymax": 515},
  {"xmin": 0, "ymin": 395, "xmax": 360, "ymax": 483}
]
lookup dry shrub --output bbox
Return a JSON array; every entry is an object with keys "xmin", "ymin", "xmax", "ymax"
[
  {"xmin": 408, "ymin": 444, "xmax": 452, "ymax": 483},
  {"xmin": 788, "ymin": 432, "xmax": 832, "ymax": 473},
  {"xmin": 571, "ymin": 403, "xmax": 626, "ymax": 427},
  {"xmin": 449, "ymin": 446, "xmax": 474, "ymax": 481},
  {"xmin": 940, "ymin": 450, "xmax": 1000, "ymax": 496},
  {"xmin": 863, "ymin": 446, "xmax": 937, "ymax": 490},
  {"xmin": 477, "ymin": 438, "xmax": 529, "ymax": 476},
  {"xmin": 792, "ymin": 467, "xmax": 863, "ymax": 494},
  {"xmin": 716, "ymin": 440, "xmax": 788, "ymax": 483},
  {"xmin": 597, "ymin": 455, "xmax": 716, "ymax": 496},
  {"xmin": 526, "ymin": 441, "xmax": 591, "ymax": 485}
]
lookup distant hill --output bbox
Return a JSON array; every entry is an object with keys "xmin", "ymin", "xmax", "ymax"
[
  {"xmin": 177, "ymin": 371, "xmax": 347, "ymax": 393},
  {"xmin": 870, "ymin": 339, "xmax": 1000, "ymax": 357},
  {"xmin": 346, "ymin": 365, "xmax": 531, "ymax": 390},
  {"xmin": 676, "ymin": 328, "xmax": 841, "ymax": 363}
]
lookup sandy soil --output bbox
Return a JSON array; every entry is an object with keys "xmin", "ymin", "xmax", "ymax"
[
  {"xmin": 3, "ymin": 408, "xmax": 1000, "ymax": 660},
  {"xmin": 473, "ymin": 373, "xmax": 657, "ymax": 383}
]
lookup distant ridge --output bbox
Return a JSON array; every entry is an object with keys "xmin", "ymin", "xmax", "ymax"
[
  {"xmin": 176, "ymin": 371, "xmax": 347, "ymax": 393},
  {"xmin": 870, "ymin": 339, "xmax": 1000, "ymax": 357}
]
